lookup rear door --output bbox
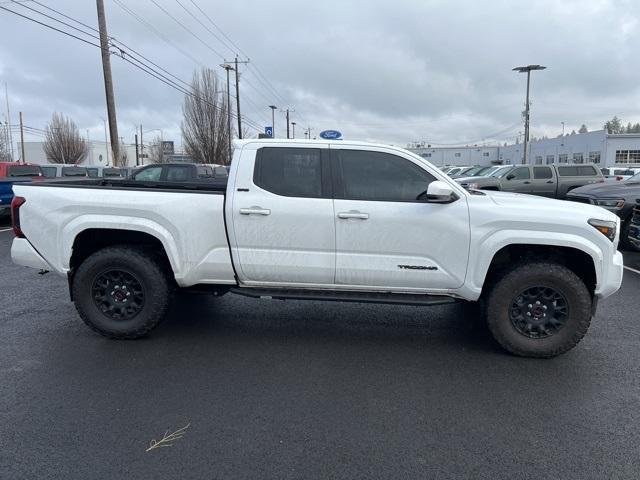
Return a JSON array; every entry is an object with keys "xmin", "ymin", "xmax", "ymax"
[
  {"xmin": 531, "ymin": 166, "xmax": 556, "ymax": 197},
  {"xmin": 230, "ymin": 145, "xmax": 336, "ymax": 286},
  {"xmin": 500, "ymin": 166, "xmax": 532, "ymax": 193},
  {"xmin": 331, "ymin": 147, "xmax": 470, "ymax": 291}
]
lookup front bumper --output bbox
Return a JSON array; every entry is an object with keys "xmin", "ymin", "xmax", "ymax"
[
  {"xmin": 595, "ymin": 250, "xmax": 624, "ymax": 300},
  {"xmin": 11, "ymin": 237, "xmax": 51, "ymax": 271}
]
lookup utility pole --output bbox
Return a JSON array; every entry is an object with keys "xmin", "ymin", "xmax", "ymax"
[
  {"xmin": 291, "ymin": 122, "xmax": 296, "ymax": 139},
  {"xmin": 513, "ymin": 64, "xmax": 546, "ymax": 164},
  {"xmin": 87, "ymin": 129, "xmax": 93, "ymax": 164},
  {"xmin": 224, "ymin": 56, "xmax": 249, "ymax": 139},
  {"xmin": 220, "ymin": 63, "xmax": 234, "ymax": 163},
  {"xmin": 135, "ymin": 133, "xmax": 139, "ymax": 166},
  {"xmin": 5, "ymin": 83, "xmax": 14, "ymax": 160},
  {"xmin": 561, "ymin": 121, "xmax": 565, "ymax": 136},
  {"xmin": 19, "ymin": 111, "xmax": 25, "ymax": 164},
  {"xmin": 285, "ymin": 109, "xmax": 290, "ymax": 139},
  {"xmin": 96, "ymin": 0, "xmax": 120, "ymax": 164}
]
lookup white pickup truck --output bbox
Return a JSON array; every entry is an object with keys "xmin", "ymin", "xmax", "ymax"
[{"xmin": 10, "ymin": 140, "xmax": 624, "ymax": 357}]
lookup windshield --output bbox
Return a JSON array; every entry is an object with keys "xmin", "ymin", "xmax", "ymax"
[
  {"xmin": 8, "ymin": 165, "xmax": 42, "ymax": 177},
  {"xmin": 462, "ymin": 166, "xmax": 483, "ymax": 176},
  {"xmin": 627, "ymin": 172, "xmax": 640, "ymax": 183}
]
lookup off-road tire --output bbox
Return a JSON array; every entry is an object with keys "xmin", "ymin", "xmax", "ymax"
[
  {"xmin": 72, "ymin": 245, "xmax": 170, "ymax": 339},
  {"xmin": 486, "ymin": 262, "xmax": 592, "ymax": 358}
]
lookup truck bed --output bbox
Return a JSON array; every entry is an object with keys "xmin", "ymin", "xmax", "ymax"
[{"xmin": 21, "ymin": 177, "xmax": 228, "ymax": 193}]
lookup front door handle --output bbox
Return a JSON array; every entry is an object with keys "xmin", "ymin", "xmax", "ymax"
[
  {"xmin": 546, "ymin": 180, "xmax": 554, "ymax": 184},
  {"xmin": 523, "ymin": 181, "xmax": 531, "ymax": 184},
  {"xmin": 240, "ymin": 207, "xmax": 271, "ymax": 216},
  {"xmin": 338, "ymin": 211, "xmax": 369, "ymax": 220}
]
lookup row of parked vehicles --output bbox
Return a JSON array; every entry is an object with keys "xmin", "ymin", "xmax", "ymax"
[
  {"xmin": 439, "ymin": 163, "xmax": 640, "ymax": 251},
  {"xmin": 0, "ymin": 161, "xmax": 229, "ymax": 217}
]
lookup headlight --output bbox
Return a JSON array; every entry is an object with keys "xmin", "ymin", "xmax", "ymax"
[
  {"xmin": 594, "ymin": 199, "xmax": 625, "ymax": 209},
  {"xmin": 588, "ymin": 218, "xmax": 617, "ymax": 242},
  {"xmin": 468, "ymin": 182, "xmax": 479, "ymax": 190}
]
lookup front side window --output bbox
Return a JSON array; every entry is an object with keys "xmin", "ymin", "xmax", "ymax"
[
  {"xmin": 534, "ymin": 166, "xmax": 553, "ymax": 179},
  {"xmin": 509, "ymin": 167, "xmax": 530, "ymax": 180},
  {"xmin": 8, "ymin": 165, "xmax": 42, "ymax": 177},
  {"xmin": 254, "ymin": 147, "xmax": 323, "ymax": 198},
  {"xmin": 133, "ymin": 166, "xmax": 162, "ymax": 181},
  {"xmin": 337, "ymin": 150, "xmax": 436, "ymax": 202}
]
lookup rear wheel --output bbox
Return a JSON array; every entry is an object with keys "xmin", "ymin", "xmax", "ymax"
[
  {"xmin": 486, "ymin": 262, "xmax": 592, "ymax": 358},
  {"xmin": 72, "ymin": 246, "xmax": 171, "ymax": 339}
]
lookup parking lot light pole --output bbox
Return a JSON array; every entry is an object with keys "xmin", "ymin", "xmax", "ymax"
[
  {"xmin": 268, "ymin": 105, "xmax": 277, "ymax": 138},
  {"xmin": 513, "ymin": 64, "xmax": 546, "ymax": 164}
]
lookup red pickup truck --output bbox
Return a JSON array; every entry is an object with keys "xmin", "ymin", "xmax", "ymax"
[{"xmin": 0, "ymin": 162, "xmax": 43, "ymax": 217}]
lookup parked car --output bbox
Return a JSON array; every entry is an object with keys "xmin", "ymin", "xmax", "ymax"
[
  {"xmin": 10, "ymin": 139, "xmax": 623, "ymax": 358},
  {"xmin": 445, "ymin": 166, "xmax": 468, "ymax": 177},
  {"xmin": 40, "ymin": 164, "xmax": 88, "ymax": 178},
  {"xmin": 457, "ymin": 164, "xmax": 604, "ymax": 199},
  {"xmin": 449, "ymin": 165, "xmax": 489, "ymax": 178},
  {"xmin": 0, "ymin": 162, "xmax": 43, "ymax": 217},
  {"xmin": 628, "ymin": 200, "xmax": 640, "ymax": 249},
  {"xmin": 567, "ymin": 171, "xmax": 640, "ymax": 251},
  {"xmin": 601, "ymin": 167, "xmax": 640, "ymax": 182},
  {"xmin": 130, "ymin": 162, "xmax": 229, "ymax": 182}
]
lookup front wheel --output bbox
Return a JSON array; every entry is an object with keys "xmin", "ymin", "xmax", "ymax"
[
  {"xmin": 486, "ymin": 262, "xmax": 592, "ymax": 358},
  {"xmin": 72, "ymin": 246, "xmax": 171, "ymax": 339}
]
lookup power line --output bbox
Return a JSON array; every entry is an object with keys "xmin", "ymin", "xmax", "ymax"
[{"xmin": 148, "ymin": 0, "xmax": 226, "ymax": 60}]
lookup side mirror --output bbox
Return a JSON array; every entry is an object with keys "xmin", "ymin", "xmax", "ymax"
[
  {"xmin": 419, "ymin": 180, "xmax": 457, "ymax": 203},
  {"xmin": 506, "ymin": 173, "xmax": 515, "ymax": 180}
]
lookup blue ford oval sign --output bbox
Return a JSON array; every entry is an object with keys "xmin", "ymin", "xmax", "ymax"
[{"xmin": 319, "ymin": 130, "xmax": 342, "ymax": 140}]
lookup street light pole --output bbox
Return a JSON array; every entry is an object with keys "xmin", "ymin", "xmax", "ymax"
[
  {"xmin": 220, "ymin": 63, "xmax": 234, "ymax": 164},
  {"xmin": 513, "ymin": 64, "xmax": 546, "ymax": 165},
  {"xmin": 268, "ymin": 105, "xmax": 277, "ymax": 138}
]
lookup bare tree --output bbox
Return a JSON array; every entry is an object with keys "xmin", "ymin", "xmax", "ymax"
[
  {"xmin": 0, "ymin": 124, "xmax": 11, "ymax": 161},
  {"xmin": 147, "ymin": 135, "xmax": 165, "ymax": 164},
  {"xmin": 43, "ymin": 112, "xmax": 88, "ymax": 164},
  {"xmin": 181, "ymin": 68, "xmax": 230, "ymax": 165}
]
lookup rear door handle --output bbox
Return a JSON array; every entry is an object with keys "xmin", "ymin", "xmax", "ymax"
[
  {"xmin": 240, "ymin": 207, "xmax": 271, "ymax": 216},
  {"xmin": 338, "ymin": 211, "xmax": 369, "ymax": 220},
  {"xmin": 523, "ymin": 181, "xmax": 531, "ymax": 184}
]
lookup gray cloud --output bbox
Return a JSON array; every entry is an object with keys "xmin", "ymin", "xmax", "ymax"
[{"xmin": 1, "ymin": 0, "xmax": 639, "ymax": 149}]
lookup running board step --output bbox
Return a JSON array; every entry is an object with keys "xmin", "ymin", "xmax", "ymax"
[{"xmin": 229, "ymin": 287, "xmax": 459, "ymax": 306}]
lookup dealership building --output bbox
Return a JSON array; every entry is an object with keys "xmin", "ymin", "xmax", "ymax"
[{"xmin": 409, "ymin": 130, "xmax": 640, "ymax": 168}]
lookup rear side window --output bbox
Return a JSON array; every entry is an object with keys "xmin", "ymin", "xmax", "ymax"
[
  {"xmin": 533, "ymin": 167, "xmax": 553, "ymax": 179},
  {"xmin": 579, "ymin": 166, "xmax": 597, "ymax": 176},
  {"xmin": 336, "ymin": 150, "xmax": 436, "ymax": 202},
  {"xmin": 87, "ymin": 168, "xmax": 99, "ymax": 178},
  {"xmin": 254, "ymin": 147, "xmax": 323, "ymax": 198},
  {"xmin": 103, "ymin": 168, "xmax": 122, "ymax": 177},
  {"xmin": 62, "ymin": 166, "xmax": 87, "ymax": 176},
  {"xmin": 166, "ymin": 165, "xmax": 192, "ymax": 182}
]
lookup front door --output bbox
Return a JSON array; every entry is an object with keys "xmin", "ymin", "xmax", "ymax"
[
  {"xmin": 230, "ymin": 145, "xmax": 336, "ymax": 287},
  {"xmin": 500, "ymin": 166, "xmax": 532, "ymax": 193},
  {"xmin": 332, "ymin": 147, "xmax": 470, "ymax": 291}
]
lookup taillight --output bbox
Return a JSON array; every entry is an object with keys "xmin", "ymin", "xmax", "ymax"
[
  {"xmin": 11, "ymin": 196, "xmax": 26, "ymax": 238},
  {"xmin": 615, "ymin": 176, "xmax": 623, "ymax": 181}
]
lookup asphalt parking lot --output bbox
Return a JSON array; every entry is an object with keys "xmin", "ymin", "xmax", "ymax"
[{"xmin": 2, "ymin": 222, "xmax": 640, "ymax": 479}]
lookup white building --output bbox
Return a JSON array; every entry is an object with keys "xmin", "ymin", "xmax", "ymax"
[
  {"xmin": 407, "ymin": 145, "xmax": 500, "ymax": 167},
  {"xmin": 409, "ymin": 130, "xmax": 640, "ymax": 168},
  {"xmin": 18, "ymin": 141, "xmax": 138, "ymax": 167}
]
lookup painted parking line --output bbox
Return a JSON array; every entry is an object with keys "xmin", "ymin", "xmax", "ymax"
[
  {"xmin": 624, "ymin": 266, "xmax": 640, "ymax": 275},
  {"xmin": 0, "ymin": 227, "xmax": 13, "ymax": 232}
]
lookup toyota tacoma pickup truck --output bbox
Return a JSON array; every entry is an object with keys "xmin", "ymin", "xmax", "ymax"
[
  {"xmin": 10, "ymin": 140, "xmax": 624, "ymax": 357},
  {"xmin": 457, "ymin": 164, "xmax": 603, "ymax": 199}
]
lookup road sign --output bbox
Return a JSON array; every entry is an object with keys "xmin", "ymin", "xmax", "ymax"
[
  {"xmin": 319, "ymin": 130, "xmax": 342, "ymax": 140},
  {"xmin": 265, "ymin": 126, "xmax": 273, "ymax": 137}
]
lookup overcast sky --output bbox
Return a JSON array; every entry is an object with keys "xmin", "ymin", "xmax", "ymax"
[{"xmin": 0, "ymin": 0, "xmax": 639, "ymax": 149}]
